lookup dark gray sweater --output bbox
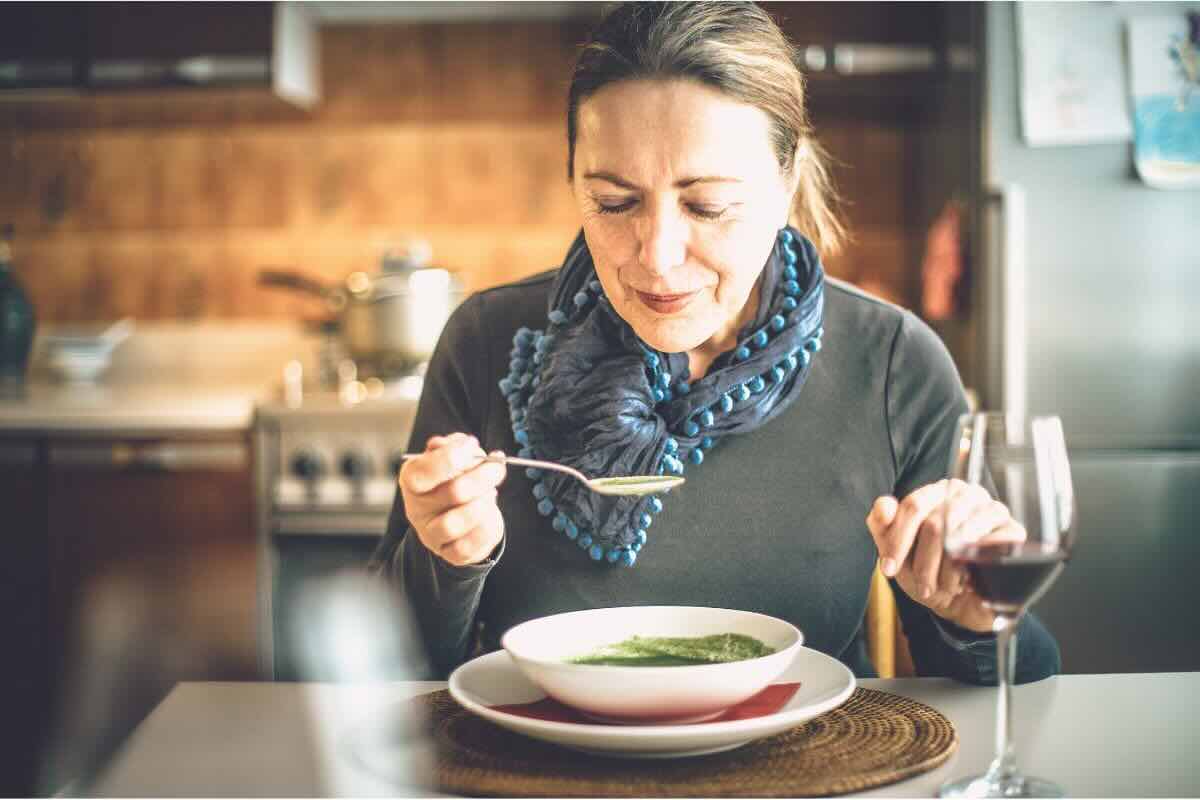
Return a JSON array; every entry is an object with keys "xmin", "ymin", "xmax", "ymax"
[{"xmin": 371, "ymin": 271, "xmax": 1060, "ymax": 683}]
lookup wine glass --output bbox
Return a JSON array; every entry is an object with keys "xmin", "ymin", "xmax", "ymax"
[{"xmin": 938, "ymin": 412, "xmax": 1076, "ymax": 799}]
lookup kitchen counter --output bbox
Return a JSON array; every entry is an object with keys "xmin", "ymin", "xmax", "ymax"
[
  {"xmin": 0, "ymin": 378, "xmax": 272, "ymax": 433},
  {"xmin": 0, "ymin": 322, "xmax": 318, "ymax": 435}
]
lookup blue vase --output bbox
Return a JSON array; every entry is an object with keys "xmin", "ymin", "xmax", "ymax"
[{"xmin": 0, "ymin": 236, "xmax": 36, "ymax": 382}]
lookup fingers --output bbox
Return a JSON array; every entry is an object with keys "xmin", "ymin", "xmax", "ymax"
[
  {"xmin": 436, "ymin": 498, "xmax": 505, "ymax": 566},
  {"xmin": 944, "ymin": 481, "xmax": 994, "ymax": 545},
  {"xmin": 937, "ymin": 544, "xmax": 967, "ymax": 597},
  {"xmin": 439, "ymin": 526, "xmax": 503, "ymax": 567},
  {"xmin": 877, "ymin": 478, "xmax": 1029, "ymax": 626},
  {"xmin": 424, "ymin": 490, "xmax": 504, "ymax": 561},
  {"xmin": 446, "ymin": 455, "xmax": 508, "ymax": 505},
  {"xmin": 922, "ymin": 485, "xmax": 1026, "ymax": 611},
  {"xmin": 910, "ymin": 527, "xmax": 968, "ymax": 609},
  {"xmin": 398, "ymin": 434, "xmax": 508, "ymax": 566},
  {"xmin": 913, "ymin": 481, "xmax": 990, "ymax": 600},
  {"xmin": 865, "ymin": 496, "xmax": 898, "ymax": 569},
  {"xmin": 866, "ymin": 495, "xmax": 898, "ymax": 532},
  {"xmin": 401, "ymin": 433, "xmax": 486, "ymax": 494},
  {"xmin": 871, "ymin": 482, "xmax": 947, "ymax": 577},
  {"xmin": 911, "ymin": 519, "xmax": 946, "ymax": 601},
  {"xmin": 871, "ymin": 480, "xmax": 995, "ymax": 610},
  {"xmin": 948, "ymin": 499, "xmax": 1028, "ymax": 551}
]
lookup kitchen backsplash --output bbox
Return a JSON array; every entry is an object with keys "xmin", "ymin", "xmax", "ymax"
[{"xmin": 1, "ymin": 20, "xmax": 913, "ymax": 323}]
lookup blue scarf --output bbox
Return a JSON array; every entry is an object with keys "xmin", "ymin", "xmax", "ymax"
[{"xmin": 499, "ymin": 227, "xmax": 824, "ymax": 566}]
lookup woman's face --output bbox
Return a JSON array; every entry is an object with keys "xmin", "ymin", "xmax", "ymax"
[{"xmin": 572, "ymin": 78, "xmax": 798, "ymax": 368}]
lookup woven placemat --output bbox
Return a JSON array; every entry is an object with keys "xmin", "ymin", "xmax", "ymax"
[{"xmin": 414, "ymin": 687, "xmax": 956, "ymax": 797}]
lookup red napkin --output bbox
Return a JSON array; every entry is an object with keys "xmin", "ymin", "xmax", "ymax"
[{"xmin": 491, "ymin": 682, "xmax": 802, "ymax": 725}]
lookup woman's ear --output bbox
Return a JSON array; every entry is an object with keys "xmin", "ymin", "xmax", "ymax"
[
  {"xmin": 781, "ymin": 138, "xmax": 807, "ymax": 226},
  {"xmin": 790, "ymin": 139, "xmax": 808, "ymax": 192}
]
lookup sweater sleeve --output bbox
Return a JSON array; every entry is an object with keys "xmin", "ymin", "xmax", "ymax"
[
  {"xmin": 369, "ymin": 292, "xmax": 501, "ymax": 678},
  {"xmin": 885, "ymin": 311, "xmax": 1061, "ymax": 684}
]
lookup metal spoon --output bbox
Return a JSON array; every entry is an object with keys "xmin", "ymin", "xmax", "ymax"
[{"xmin": 400, "ymin": 453, "xmax": 684, "ymax": 497}]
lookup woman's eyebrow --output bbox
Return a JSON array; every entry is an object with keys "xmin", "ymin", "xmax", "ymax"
[
  {"xmin": 583, "ymin": 171, "xmax": 743, "ymax": 189},
  {"xmin": 677, "ymin": 176, "xmax": 743, "ymax": 187},
  {"xmin": 582, "ymin": 171, "xmax": 640, "ymax": 189}
]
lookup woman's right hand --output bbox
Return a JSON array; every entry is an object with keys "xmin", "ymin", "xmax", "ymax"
[{"xmin": 398, "ymin": 433, "xmax": 507, "ymax": 566}]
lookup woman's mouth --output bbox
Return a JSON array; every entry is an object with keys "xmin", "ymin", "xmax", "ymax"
[{"xmin": 635, "ymin": 290, "xmax": 699, "ymax": 314}]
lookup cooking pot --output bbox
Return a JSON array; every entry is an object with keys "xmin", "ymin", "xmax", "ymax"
[{"xmin": 259, "ymin": 254, "xmax": 465, "ymax": 369}]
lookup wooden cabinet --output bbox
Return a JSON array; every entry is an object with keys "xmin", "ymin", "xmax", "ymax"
[
  {"xmin": 46, "ymin": 435, "xmax": 258, "ymax": 670},
  {"xmin": 0, "ymin": 431, "xmax": 259, "ymax": 795},
  {"xmin": 760, "ymin": 2, "xmax": 954, "ymax": 119},
  {"xmin": 756, "ymin": 1, "xmax": 985, "ymax": 322},
  {"xmin": 0, "ymin": 2, "xmax": 317, "ymax": 107},
  {"xmin": 0, "ymin": 436, "xmax": 51, "ymax": 797}
]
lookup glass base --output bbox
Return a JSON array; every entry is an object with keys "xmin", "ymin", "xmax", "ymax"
[{"xmin": 938, "ymin": 773, "xmax": 1064, "ymax": 798}]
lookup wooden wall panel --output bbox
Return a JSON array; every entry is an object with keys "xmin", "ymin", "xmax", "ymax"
[
  {"xmin": 155, "ymin": 135, "xmax": 228, "ymax": 230},
  {"xmin": 79, "ymin": 134, "xmax": 163, "ymax": 232},
  {"xmin": 320, "ymin": 26, "xmax": 436, "ymax": 123},
  {"xmin": 317, "ymin": 130, "xmax": 434, "ymax": 228},
  {"xmin": 2, "ymin": 137, "xmax": 94, "ymax": 234},
  {"xmin": 403, "ymin": 124, "xmax": 577, "ymax": 230},
  {"xmin": 3, "ymin": 18, "xmax": 920, "ymax": 323},
  {"xmin": 223, "ymin": 134, "xmax": 300, "ymax": 230},
  {"xmin": 16, "ymin": 238, "xmax": 91, "ymax": 321},
  {"xmin": 83, "ymin": 237, "xmax": 157, "ymax": 319}
]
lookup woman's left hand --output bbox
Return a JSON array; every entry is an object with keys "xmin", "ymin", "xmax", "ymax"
[{"xmin": 866, "ymin": 479, "xmax": 1025, "ymax": 634}]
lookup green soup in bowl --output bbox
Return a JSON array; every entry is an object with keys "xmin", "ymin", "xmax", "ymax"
[{"xmin": 568, "ymin": 633, "xmax": 777, "ymax": 666}]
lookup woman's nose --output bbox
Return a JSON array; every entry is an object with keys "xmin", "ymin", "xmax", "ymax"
[{"xmin": 637, "ymin": 208, "xmax": 687, "ymax": 276}]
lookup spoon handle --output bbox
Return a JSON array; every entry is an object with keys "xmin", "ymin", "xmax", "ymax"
[{"xmin": 398, "ymin": 452, "xmax": 591, "ymax": 487}]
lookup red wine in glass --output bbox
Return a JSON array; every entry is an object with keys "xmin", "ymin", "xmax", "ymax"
[{"xmin": 950, "ymin": 542, "xmax": 1068, "ymax": 616}]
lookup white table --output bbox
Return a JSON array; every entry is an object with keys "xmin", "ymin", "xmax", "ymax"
[{"xmin": 90, "ymin": 673, "xmax": 1200, "ymax": 797}]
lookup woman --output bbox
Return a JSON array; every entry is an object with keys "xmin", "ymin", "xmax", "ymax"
[{"xmin": 372, "ymin": 1, "xmax": 1060, "ymax": 683}]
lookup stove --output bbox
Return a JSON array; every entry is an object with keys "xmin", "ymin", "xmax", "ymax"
[{"xmin": 253, "ymin": 365, "xmax": 421, "ymax": 680}]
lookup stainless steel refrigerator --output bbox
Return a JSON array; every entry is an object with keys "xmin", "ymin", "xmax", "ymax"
[{"xmin": 953, "ymin": 3, "xmax": 1200, "ymax": 673}]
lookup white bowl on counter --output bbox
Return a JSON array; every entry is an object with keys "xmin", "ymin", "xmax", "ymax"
[
  {"xmin": 41, "ymin": 318, "xmax": 134, "ymax": 382},
  {"xmin": 500, "ymin": 605, "xmax": 803, "ymax": 725},
  {"xmin": 46, "ymin": 349, "xmax": 114, "ymax": 382}
]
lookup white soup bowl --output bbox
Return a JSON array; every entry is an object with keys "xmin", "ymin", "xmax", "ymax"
[{"xmin": 500, "ymin": 605, "xmax": 803, "ymax": 725}]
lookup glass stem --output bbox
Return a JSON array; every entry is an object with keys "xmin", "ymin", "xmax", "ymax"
[{"xmin": 986, "ymin": 614, "xmax": 1020, "ymax": 786}]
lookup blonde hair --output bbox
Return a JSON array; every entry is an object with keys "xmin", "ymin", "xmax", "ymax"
[{"xmin": 567, "ymin": 1, "xmax": 846, "ymax": 254}]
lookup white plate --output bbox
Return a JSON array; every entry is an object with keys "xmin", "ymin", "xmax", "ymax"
[{"xmin": 448, "ymin": 646, "xmax": 855, "ymax": 758}]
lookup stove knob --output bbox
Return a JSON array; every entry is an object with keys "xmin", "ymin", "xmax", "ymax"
[
  {"xmin": 290, "ymin": 449, "xmax": 326, "ymax": 481},
  {"xmin": 340, "ymin": 450, "xmax": 373, "ymax": 480}
]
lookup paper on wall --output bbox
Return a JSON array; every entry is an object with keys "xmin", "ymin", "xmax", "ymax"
[
  {"xmin": 1016, "ymin": 2, "xmax": 1133, "ymax": 147},
  {"xmin": 1127, "ymin": 14, "xmax": 1200, "ymax": 190}
]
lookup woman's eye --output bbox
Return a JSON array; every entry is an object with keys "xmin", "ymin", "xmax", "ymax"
[
  {"xmin": 687, "ymin": 204, "xmax": 727, "ymax": 221},
  {"xmin": 595, "ymin": 198, "xmax": 637, "ymax": 215}
]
